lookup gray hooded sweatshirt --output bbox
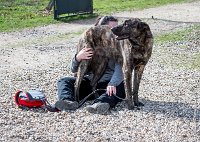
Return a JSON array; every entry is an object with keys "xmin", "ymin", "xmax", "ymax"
[{"xmin": 70, "ymin": 56, "xmax": 123, "ymax": 86}]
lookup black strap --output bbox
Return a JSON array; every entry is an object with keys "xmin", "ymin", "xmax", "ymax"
[
  {"xmin": 14, "ymin": 90, "xmax": 30, "ymax": 107},
  {"xmin": 14, "ymin": 90, "xmax": 22, "ymax": 107},
  {"xmin": 78, "ymin": 89, "xmax": 127, "ymax": 108}
]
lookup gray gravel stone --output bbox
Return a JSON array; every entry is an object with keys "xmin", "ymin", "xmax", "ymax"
[{"xmin": 0, "ymin": 1, "xmax": 200, "ymax": 141}]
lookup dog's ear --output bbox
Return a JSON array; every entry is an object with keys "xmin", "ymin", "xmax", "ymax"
[
  {"xmin": 137, "ymin": 22, "xmax": 153, "ymax": 38},
  {"xmin": 143, "ymin": 23, "xmax": 153, "ymax": 38},
  {"xmin": 85, "ymin": 28, "xmax": 95, "ymax": 46},
  {"xmin": 85, "ymin": 28, "xmax": 93, "ymax": 39},
  {"xmin": 137, "ymin": 22, "xmax": 146, "ymax": 30},
  {"xmin": 77, "ymin": 27, "xmax": 94, "ymax": 53},
  {"xmin": 94, "ymin": 16, "xmax": 103, "ymax": 26}
]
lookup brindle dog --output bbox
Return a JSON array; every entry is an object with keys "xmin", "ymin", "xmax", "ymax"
[
  {"xmin": 75, "ymin": 18, "xmax": 153, "ymax": 109},
  {"xmin": 74, "ymin": 25, "xmax": 122, "ymax": 102},
  {"xmin": 112, "ymin": 18, "xmax": 153, "ymax": 109}
]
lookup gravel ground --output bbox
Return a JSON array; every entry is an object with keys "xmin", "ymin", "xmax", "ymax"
[{"xmin": 0, "ymin": 1, "xmax": 200, "ymax": 142}]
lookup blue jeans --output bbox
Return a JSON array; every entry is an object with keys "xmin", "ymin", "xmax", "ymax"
[{"xmin": 57, "ymin": 77, "xmax": 125, "ymax": 108}]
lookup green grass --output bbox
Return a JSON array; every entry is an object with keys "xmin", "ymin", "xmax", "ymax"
[
  {"xmin": 94, "ymin": 0, "xmax": 190, "ymax": 14},
  {"xmin": 155, "ymin": 24, "xmax": 200, "ymax": 70},
  {"xmin": 155, "ymin": 25, "xmax": 200, "ymax": 43},
  {"xmin": 166, "ymin": 52, "xmax": 200, "ymax": 71},
  {"xmin": 155, "ymin": 28, "xmax": 193, "ymax": 43},
  {"xmin": 171, "ymin": 52, "xmax": 200, "ymax": 70},
  {"xmin": 5, "ymin": 29, "xmax": 87, "ymax": 49},
  {"xmin": 0, "ymin": 0, "xmax": 191, "ymax": 32},
  {"xmin": 0, "ymin": 0, "xmax": 56, "ymax": 31},
  {"xmin": 192, "ymin": 53, "xmax": 200, "ymax": 70}
]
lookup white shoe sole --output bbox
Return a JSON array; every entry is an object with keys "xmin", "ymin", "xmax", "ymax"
[
  {"xmin": 55, "ymin": 100, "xmax": 78, "ymax": 111},
  {"xmin": 86, "ymin": 103, "xmax": 110, "ymax": 114}
]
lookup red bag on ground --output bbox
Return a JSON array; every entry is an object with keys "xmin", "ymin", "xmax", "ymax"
[{"xmin": 14, "ymin": 90, "xmax": 47, "ymax": 108}]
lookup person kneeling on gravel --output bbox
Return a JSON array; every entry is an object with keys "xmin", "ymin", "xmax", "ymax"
[{"xmin": 52, "ymin": 16, "xmax": 125, "ymax": 114}]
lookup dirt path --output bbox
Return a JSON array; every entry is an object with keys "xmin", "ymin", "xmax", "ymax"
[
  {"xmin": 115, "ymin": 1, "xmax": 200, "ymax": 23},
  {"xmin": 1, "ymin": 1, "xmax": 200, "ymax": 49},
  {"xmin": 0, "ymin": 1, "xmax": 200, "ymax": 141},
  {"xmin": 1, "ymin": 1, "xmax": 199, "ymax": 72}
]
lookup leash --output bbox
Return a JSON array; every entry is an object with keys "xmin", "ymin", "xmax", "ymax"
[
  {"xmin": 78, "ymin": 89, "xmax": 127, "ymax": 108},
  {"xmin": 43, "ymin": 89, "xmax": 127, "ymax": 111}
]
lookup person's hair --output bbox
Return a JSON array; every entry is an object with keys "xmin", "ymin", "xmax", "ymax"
[{"xmin": 94, "ymin": 16, "xmax": 118, "ymax": 26}]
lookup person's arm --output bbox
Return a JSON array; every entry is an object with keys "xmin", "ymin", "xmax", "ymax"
[
  {"xmin": 70, "ymin": 55, "xmax": 80, "ymax": 73},
  {"xmin": 70, "ymin": 48, "xmax": 93, "ymax": 73},
  {"xmin": 107, "ymin": 63, "xmax": 123, "ymax": 96}
]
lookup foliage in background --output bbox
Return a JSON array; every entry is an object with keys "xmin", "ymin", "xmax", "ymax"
[{"xmin": 0, "ymin": 0, "xmax": 190, "ymax": 32}]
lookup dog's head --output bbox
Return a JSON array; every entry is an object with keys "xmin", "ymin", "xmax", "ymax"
[{"xmin": 111, "ymin": 18, "xmax": 152, "ymax": 41}]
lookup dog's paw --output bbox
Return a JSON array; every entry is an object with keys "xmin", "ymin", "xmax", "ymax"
[
  {"xmin": 134, "ymin": 101, "xmax": 144, "ymax": 107},
  {"xmin": 127, "ymin": 104, "xmax": 135, "ymax": 110},
  {"xmin": 134, "ymin": 102, "xmax": 144, "ymax": 110}
]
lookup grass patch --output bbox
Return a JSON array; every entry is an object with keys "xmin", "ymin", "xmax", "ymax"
[
  {"xmin": 165, "ymin": 52, "xmax": 200, "ymax": 71},
  {"xmin": 0, "ymin": 0, "xmax": 190, "ymax": 32},
  {"xmin": 0, "ymin": 0, "xmax": 56, "ymax": 32},
  {"xmin": 192, "ymin": 53, "xmax": 200, "ymax": 70},
  {"xmin": 155, "ymin": 24, "xmax": 200, "ymax": 70},
  {"xmin": 155, "ymin": 25, "xmax": 200, "ymax": 43},
  {"xmin": 155, "ymin": 28, "xmax": 192, "ymax": 43},
  {"xmin": 178, "ymin": 45, "xmax": 188, "ymax": 48},
  {"xmin": 157, "ymin": 53, "xmax": 200, "ymax": 71},
  {"xmin": 94, "ymin": 0, "xmax": 190, "ymax": 14},
  {"xmin": 5, "ymin": 29, "xmax": 85, "ymax": 49}
]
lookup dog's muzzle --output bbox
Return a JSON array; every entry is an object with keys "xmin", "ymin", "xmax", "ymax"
[
  {"xmin": 111, "ymin": 26, "xmax": 122, "ymax": 35},
  {"xmin": 111, "ymin": 26, "xmax": 129, "ymax": 40}
]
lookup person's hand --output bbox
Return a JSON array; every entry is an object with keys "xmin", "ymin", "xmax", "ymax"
[
  {"xmin": 76, "ymin": 48, "xmax": 93, "ymax": 62},
  {"xmin": 107, "ymin": 85, "xmax": 116, "ymax": 96}
]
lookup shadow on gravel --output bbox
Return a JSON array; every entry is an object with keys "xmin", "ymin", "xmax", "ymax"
[
  {"xmin": 14, "ymin": 99, "xmax": 200, "ymax": 122},
  {"xmin": 16, "ymin": 106, "xmax": 77, "ymax": 114},
  {"xmin": 141, "ymin": 98, "xmax": 200, "ymax": 122},
  {"xmin": 18, "ymin": 107, "xmax": 48, "ymax": 114}
]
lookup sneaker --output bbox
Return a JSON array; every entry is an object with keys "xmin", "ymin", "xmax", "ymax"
[
  {"xmin": 46, "ymin": 105, "xmax": 60, "ymax": 112},
  {"xmin": 55, "ymin": 100, "xmax": 78, "ymax": 111},
  {"xmin": 85, "ymin": 102, "xmax": 110, "ymax": 114}
]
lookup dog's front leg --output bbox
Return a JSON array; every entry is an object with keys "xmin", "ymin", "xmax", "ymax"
[
  {"xmin": 133, "ymin": 64, "xmax": 145, "ymax": 107},
  {"xmin": 74, "ymin": 60, "xmax": 89, "ymax": 102},
  {"xmin": 90, "ymin": 58, "xmax": 108, "ymax": 98},
  {"xmin": 123, "ymin": 63, "xmax": 134, "ymax": 110}
]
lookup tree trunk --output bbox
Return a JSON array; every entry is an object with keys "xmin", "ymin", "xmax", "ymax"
[{"xmin": 45, "ymin": 0, "xmax": 54, "ymax": 11}]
